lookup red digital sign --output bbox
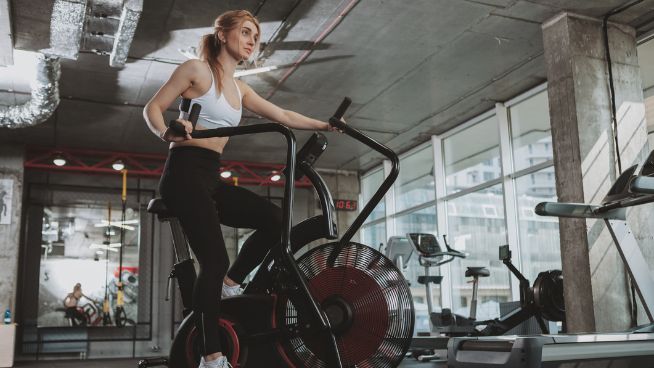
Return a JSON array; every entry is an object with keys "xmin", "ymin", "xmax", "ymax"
[{"xmin": 334, "ymin": 199, "xmax": 357, "ymax": 211}]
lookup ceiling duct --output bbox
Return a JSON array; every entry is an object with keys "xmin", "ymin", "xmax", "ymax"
[
  {"xmin": 81, "ymin": 0, "xmax": 142, "ymax": 67},
  {"xmin": 0, "ymin": 54, "xmax": 61, "ymax": 128},
  {"xmin": 41, "ymin": 0, "xmax": 142, "ymax": 67},
  {"xmin": 41, "ymin": 0, "xmax": 88, "ymax": 59},
  {"xmin": 110, "ymin": 0, "xmax": 143, "ymax": 67}
]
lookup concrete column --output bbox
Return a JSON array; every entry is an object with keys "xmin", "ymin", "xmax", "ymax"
[
  {"xmin": 0, "ymin": 145, "xmax": 24, "ymax": 321},
  {"xmin": 543, "ymin": 13, "xmax": 649, "ymax": 332}
]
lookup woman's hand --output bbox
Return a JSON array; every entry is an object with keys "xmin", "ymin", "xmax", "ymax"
[
  {"xmin": 325, "ymin": 118, "xmax": 346, "ymax": 133},
  {"xmin": 160, "ymin": 119, "xmax": 193, "ymax": 142}
]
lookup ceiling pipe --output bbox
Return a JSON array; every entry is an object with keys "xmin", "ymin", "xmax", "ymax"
[
  {"xmin": 41, "ymin": 0, "xmax": 88, "ymax": 59},
  {"xmin": 110, "ymin": 0, "xmax": 143, "ymax": 67},
  {"xmin": 0, "ymin": 54, "xmax": 61, "ymax": 129}
]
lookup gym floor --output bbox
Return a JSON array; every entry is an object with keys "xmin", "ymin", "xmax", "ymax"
[{"xmin": 13, "ymin": 357, "xmax": 448, "ymax": 367}]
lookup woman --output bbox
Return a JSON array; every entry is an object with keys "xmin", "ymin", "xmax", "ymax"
[
  {"xmin": 143, "ymin": 10, "xmax": 342, "ymax": 368},
  {"xmin": 63, "ymin": 283, "xmax": 95, "ymax": 325}
]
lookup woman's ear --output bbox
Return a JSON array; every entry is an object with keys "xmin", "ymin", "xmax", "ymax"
[{"xmin": 217, "ymin": 30, "xmax": 226, "ymax": 44}]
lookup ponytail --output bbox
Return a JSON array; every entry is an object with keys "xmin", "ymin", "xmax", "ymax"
[{"xmin": 199, "ymin": 33, "xmax": 224, "ymax": 92}]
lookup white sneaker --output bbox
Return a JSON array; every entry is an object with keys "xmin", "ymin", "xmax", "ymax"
[
  {"xmin": 199, "ymin": 355, "xmax": 232, "ymax": 368},
  {"xmin": 221, "ymin": 282, "xmax": 243, "ymax": 298}
]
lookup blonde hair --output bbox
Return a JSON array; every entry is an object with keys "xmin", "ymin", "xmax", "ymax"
[{"xmin": 199, "ymin": 10, "xmax": 260, "ymax": 93}]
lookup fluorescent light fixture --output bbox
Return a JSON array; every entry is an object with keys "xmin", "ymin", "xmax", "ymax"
[
  {"xmin": 90, "ymin": 243, "xmax": 120, "ymax": 252},
  {"xmin": 112, "ymin": 160, "xmax": 125, "ymax": 171},
  {"xmin": 94, "ymin": 219, "xmax": 137, "ymax": 231},
  {"xmin": 53, "ymin": 154, "xmax": 66, "ymax": 166},
  {"xmin": 220, "ymin": 170, "xmax": 232, "ymax": 179},
  {"xmin": 235, "ymin": 65, "xmax": 279, "ymax": 77}
]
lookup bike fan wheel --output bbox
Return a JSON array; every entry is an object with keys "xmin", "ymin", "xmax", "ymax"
[{"xmin": 278, "ymin": 242, "xmax": 414, "ymax": 368}]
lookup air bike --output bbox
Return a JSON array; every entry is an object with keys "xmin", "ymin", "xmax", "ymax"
[
  {"xmin": 447, "ymin": 151, "xmax": 654, "ymax": 367},
  {"xmin": 138, "ymin": 98, "xmax": 415, "ymax": 368}
]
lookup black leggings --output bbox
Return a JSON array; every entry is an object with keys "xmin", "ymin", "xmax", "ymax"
[{"xmin": 159, "ymin": 146, "xmax": 282, "ymax": 355}]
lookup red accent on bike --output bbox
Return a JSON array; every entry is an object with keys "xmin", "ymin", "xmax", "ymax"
[
  {"xmin": 270, "ymin": 294, "xmax": 298, "ymax": 368},
  {"xmin": 185, "ymin": 317, "xmax": 240, "ymax": 367},
  {"xmin": 306, "ymin": 266, "xmax": 390, "ymax": 365}
]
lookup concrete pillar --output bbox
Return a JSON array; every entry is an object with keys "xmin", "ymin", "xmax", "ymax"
[
  {"xmin": 0, "ymin": 145, "xmax": 24, "ymax": 321},
  {"xmin": 543, "ymin": 13, "xmax": 649, "ymax": 332}
]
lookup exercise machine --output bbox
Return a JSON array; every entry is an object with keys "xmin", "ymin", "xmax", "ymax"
[
  {"xmin": 447, "ymin": 153, "xmax": 654, "ymax": 367},
  {"xmin": 138, "ymin": 98, "xmax": 415, "ymax": 368}
]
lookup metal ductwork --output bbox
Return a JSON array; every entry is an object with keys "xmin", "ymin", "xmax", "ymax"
[
  {"xmin": 41, "ymin": 0, "xmax": 143, "ymax": 67},
  {"xmin": 0, "ymin": 54, "xmax": 61, "ymax": 129},
  {"xmin": 41, "ymin": 0, "xmax": 88, "ymax": 59}
]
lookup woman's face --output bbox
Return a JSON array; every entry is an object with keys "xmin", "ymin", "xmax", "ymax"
[{"xmin": 223, "ymin": 20, "xmax": 259, "ymax": 61}]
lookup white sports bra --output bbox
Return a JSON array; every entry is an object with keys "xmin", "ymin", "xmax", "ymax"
[{"xmin": 181, "ymin": 65, "xmax": 242, "ymax": 129}]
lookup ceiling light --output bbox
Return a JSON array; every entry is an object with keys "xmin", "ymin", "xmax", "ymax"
[
  {"xmin": 52, "ymin": 154, "xmax": 66, "ymax": 166},
  {"xmin": 220, "ymin": 170, "xmax": 232, "ymax": 179},
  {"xmin": 112, "ymin": 160, "xmax": 125, "ymax": 171},
  {"xmin": 270, "ymin": 172, "xmax": 281, "ymax": 182}
]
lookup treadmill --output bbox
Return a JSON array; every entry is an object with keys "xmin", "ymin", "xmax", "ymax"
[{"xmin": 447, "ymin": 153, "xmax": 654, "ymax": 367}]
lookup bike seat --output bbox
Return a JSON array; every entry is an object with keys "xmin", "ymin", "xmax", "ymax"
[
  {"xmin": 465, "ymin": 267, "xmax": 490, "ymax": 278},
  {"xmin": 147, "ymin": 198, "xmax": 176, "ymax": 220}
]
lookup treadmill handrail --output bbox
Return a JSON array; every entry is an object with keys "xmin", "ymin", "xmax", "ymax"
[
  {"xmin": 631, "ymin": 176, "xmax": 654, "ymax": 194},
  {"xmin": 535, "ymin": 202, "xmax": 626, "ymax": 220}
]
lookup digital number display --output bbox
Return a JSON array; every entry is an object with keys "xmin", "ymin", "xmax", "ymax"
[{"xmin": 334, "ymin": 199, "xmax": 357, "ymax": 211}]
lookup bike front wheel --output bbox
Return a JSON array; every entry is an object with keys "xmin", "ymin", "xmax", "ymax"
[{"xmin": 275, "ymin": 241, "xmax": 415, "ymax": 368}]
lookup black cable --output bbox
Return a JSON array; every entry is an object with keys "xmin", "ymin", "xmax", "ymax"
[{"xmin": 602, "ymin": 0, "xmax": 644, "ymax": 328}]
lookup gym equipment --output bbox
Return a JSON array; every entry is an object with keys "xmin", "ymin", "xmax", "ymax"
[
  {"xmin": 447, "ymin": 153, "xmax": 654, "ymax": 367},
  {"xmin": 115, "ymin": 168, "xmax": 130, "ymax": 327},
  {"xmin": 472, "ymin": 244, "xmax": 564, "ymax": 337},
  {"xmin": 404, "ymin": 233, "xmax": 564, "ymax": 363},
  {"xmin": 138, "ymin": 98, "xmax": 414, "ymax": 368},
  {"xmin": 407, "ymin": 233, "xmax": 485, "ymax": 336}
]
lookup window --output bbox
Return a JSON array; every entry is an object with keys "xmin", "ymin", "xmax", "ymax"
[
  {"xmin": 395, "ymin": 206, "xmax": 438, "ymax": 333},
  {"xmin": 515, "ymin": 167, "xmax": 560, "ymax": 281},
  {"xmin": 394, "ymin": 145, "xmax": 435, "ymax": 212},
  {"xmin": 447, "ymin": 184, "xmax": 510, "ymax": 321},
  {"xmin": 444, "ymin": 115, "xmax": 501, "ymax": 194},
  {"xmin": 38, "ymin": 204, "xmax": 142, "ymax": 327},
  {"xmin": 361, "ymin": 169, "xmax": 385, "ymax": 223},
  {"xmin": 510, "ymin": 91, "xmax": 553, "ymax": 171},
  {"xmin": 361, "ymin": 221, "xmax": 386, "ymax": 251}
]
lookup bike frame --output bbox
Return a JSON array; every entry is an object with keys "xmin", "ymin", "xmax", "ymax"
[{"xmin": 156, "ymin": 98, "xmax": 401, "ymax": 368}]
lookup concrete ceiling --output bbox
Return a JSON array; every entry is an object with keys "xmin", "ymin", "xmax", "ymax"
[{"xmin": 2, "ymin": 0, "xmax": 654, "ymax": 172}]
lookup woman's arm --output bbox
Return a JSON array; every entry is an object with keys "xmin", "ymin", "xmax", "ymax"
[
  {"xmin": 239, "ymin": 81, "xmax": 334, "ymax": 131},
  {"xmin": 143, "ymin": 60, "xmax": 204, "ymax": 141}
]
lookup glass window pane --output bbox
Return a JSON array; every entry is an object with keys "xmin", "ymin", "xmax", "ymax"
[
  {"xmin": 39, "ymin": 205, "xmax": 141, "ymax": 327},
  {"xmin": 361, "ymin": 222, "xmax": 386, "ymax": 251},
  {"xmin": 447, "ymin": 184, "xmax": 510, "ymax": 321},
  {"xmin": 361, "ymin": 168, "xmax": 385, "ymax": 222},
  {"xmin": 395, "ymin": 145, "xmax": 435, "ymax": 212},
  {"xmin": 510, "ymin": 91, "xmax": 553, "ymax": 172},
  {"xmin": 394, "ymin": 206, "xmax": 437, "ymax": 334},
  {"xmin": 515, "ymin": 167, "xmax": 560, "ymax": 281},
  {"xmin": 444, "ymin": 116, "xmax": 501, "ymax": 194}
]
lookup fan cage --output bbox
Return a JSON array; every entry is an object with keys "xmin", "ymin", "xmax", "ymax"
[{"xmin": 278, "ymin": 242, "xmax": 414, "ymax": 368}]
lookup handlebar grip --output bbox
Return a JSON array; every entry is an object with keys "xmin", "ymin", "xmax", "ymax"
[
  {"xmin": 333, "ymin": 97, "xmax": 351, "ymax": 120},
  {"xmin": 188, "ymin": 103, "xmax": 201, "ymax": 129},
  {"xmin": 168, "ymin": 102, "xmax": 202, "ymax": 136},
  {"xmin": 180, "ymin": 98, "xmax": 191, "ymax": 113},
  {"xmin": 329, "ymin": 97, "xmax": 351, "ymax": 129}
]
